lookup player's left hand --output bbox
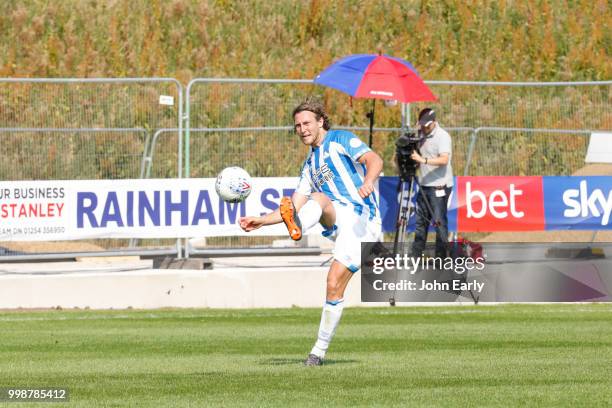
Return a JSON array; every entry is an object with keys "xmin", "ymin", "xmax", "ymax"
[{"xmin": 358, "ymin": 181, "xmax": 375, "ymax": 198}]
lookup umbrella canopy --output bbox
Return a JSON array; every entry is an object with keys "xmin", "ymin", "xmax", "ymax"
[{"xmin": 314, "ymin": 54, "xmax": 437, "ymax": 103}]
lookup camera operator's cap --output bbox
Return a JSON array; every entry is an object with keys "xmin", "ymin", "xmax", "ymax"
[{"xmin": 418, "ymin": 108, "xmax": 436, "ymax": 127}]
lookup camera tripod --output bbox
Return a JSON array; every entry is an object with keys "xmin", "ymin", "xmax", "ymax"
[
  {"xmin": 389, "ymin": 174, "xmax": 437, "ymax": 306},
  {"xmin": 392, "ymin": 131, "xmax": 438, "ymax": 262},
  {"xmin": 392, "ymin": 176, "xmax": 432, "ymax": 258},
  {"xmin": 389, "ymin": 175, "xmax": 478, "ymax": 306}
]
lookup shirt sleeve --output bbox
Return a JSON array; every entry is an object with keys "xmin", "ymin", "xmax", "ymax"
[
  {"xmin": 438, "ymin": 130, "xmax": 452, "ymax": 155},
  {"xmin": 336, "ymin": 130, "xmax": 371, "ymax": 160},
  {"xmin": 296, "ymin": 160, "xmax": 313, "ymax": 196}
]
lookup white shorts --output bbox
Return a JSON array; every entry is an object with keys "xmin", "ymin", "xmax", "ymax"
[{"xmin": 326, "ymin": 201, "xmax": 382, "ymax": 273}]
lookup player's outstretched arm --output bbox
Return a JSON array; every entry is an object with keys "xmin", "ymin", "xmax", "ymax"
[
  {"xmin": 239, "ymin": 210, "xmax": 282, "ymax": 232},
  {"xmin": 239, "ymin": 216, "xmax": 268, "ymax": 232},
  {"xmin": 357, "ymin": 151, "xmax": 384, "ymax": 198}
]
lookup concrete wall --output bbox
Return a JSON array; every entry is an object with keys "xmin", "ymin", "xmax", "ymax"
[{"xmin": 0, "ymin": 260, "xmax": 362, "ymax": 309}]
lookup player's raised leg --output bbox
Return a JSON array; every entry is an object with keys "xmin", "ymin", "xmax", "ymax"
[{"xmin": 280, "ymin": 192, "xmax": 335, "ymax": 241}]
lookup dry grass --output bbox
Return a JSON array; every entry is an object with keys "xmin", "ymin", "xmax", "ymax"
[{"xmin": 0, "ymin": 0, "xmax": 608, "ymax": 81}]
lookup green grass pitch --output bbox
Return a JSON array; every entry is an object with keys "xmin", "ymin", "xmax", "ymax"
[{"xmin": 1, "ymin": 304, "xmax": 611, "ymax": 407}]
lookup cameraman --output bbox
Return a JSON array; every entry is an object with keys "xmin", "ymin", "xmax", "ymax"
[{"xmin": 410, "ymin": 108, "xmax": 453, "ymax": 258}]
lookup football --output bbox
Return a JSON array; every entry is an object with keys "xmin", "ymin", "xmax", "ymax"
[{"xmin": 215, "ymin": 166, "xmax": 252, "ymax": 203}]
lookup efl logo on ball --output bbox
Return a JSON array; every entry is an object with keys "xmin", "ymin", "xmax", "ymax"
[{"xmin": 215, "ymin": 167, "xmax": 252, "ymax": 203}]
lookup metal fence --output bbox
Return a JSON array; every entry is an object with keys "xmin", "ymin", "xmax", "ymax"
[
  {"xmin": 0, "ymin": 128, "xmax": 149, "ymax": 180},
  {"xmin": 0, "ymin": 78, "xmax": 610, "ymax": 259},
  {"xmin": 186, "ymin": 79, "xmax": 611, "ymax": 178},
  {"xmin": 184, "ymin": 78, "xmax": 611, "ymax": 250},
  {"xmin": 465, "ymin": 127, "xmax": 593, "ymax": 176},
  {"xmin": 424, "ymin": 81, "xmax": 611, "ymax": 130},
  {"xmin": 0, "ymin": 78, "xmax": 183, "ymax": 259}
]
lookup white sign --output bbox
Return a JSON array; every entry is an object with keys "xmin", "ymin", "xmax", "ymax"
[
  {"xmin": 0, "ymin": 178, "xmax": 311, "ymax": 241},
  {"xmin": 585, "ymin": 132, "xmax": 612, "ymax": 163},
  {"xmin": 158, "ymin": 95, "xmax": 174, "ymax": 106}
]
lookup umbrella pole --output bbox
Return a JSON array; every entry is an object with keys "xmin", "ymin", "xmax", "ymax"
[{"xmin": 367, "ymin": 99, "xmax": 375, "ymax": 147}]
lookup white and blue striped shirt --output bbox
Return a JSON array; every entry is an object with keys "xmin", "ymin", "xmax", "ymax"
[{"xmin": 296, "ymin": 130, "xmax": 381, "ymax": 223}]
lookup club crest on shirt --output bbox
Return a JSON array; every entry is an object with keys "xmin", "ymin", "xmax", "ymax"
[{"xmin": 314, "ymin": 163, "xmax": 335, "ymax": 188}]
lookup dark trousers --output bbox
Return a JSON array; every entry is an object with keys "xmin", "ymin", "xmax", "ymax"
[{"xmin": 411, "ymin": 186, "xmax": 452, "ymax": 258}]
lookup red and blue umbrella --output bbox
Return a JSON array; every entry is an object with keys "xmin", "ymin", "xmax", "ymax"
[
  {"xmin": 314, "ymin": 54, "xmax": 436, "ymax": 145},
  {"xmin": 314, "ymin": 54, "xmax": 437, "ymax": 103}
]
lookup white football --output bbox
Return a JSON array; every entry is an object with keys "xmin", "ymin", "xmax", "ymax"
[{"xmin": 215, "ymin": 166, "xmax": 252, "ymax": 203}]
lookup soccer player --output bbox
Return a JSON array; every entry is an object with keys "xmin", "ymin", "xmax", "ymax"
[{"xmin": 239, "ymin": 99, "xmax": 383, "ymax": 366}]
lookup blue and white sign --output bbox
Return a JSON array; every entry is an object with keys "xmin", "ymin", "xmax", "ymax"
[
  {"xmin": 543, "ymin": 176, "xmax": 612, "ymax": 230},
  {"xmin": 0, "ymin": 178, "xmax": 302, "ymax": 241},
  {"xmin": 1, "ymin": 176, "xmax": 611, "ymax": 241},
  {"xmin": 379, "ymin": 177, "xmax": 458, "ymax": 233}
]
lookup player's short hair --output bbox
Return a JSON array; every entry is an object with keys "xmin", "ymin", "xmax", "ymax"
[{"xmin": 292, "ymin": 98, "xmax": 331, "ymax": 130}]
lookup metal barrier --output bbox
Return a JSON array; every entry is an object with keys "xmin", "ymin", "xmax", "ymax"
[
  {"xmin": 185, "ymin": 78, "xmax": 313, "ymax": 178},
  {"xmin": 0, "ymin": 127, "xmax": 150, "ymax": 180},
  {"xmin": 185, "ymin": 78, "xmax": 611, "ymax": 178},
  {"xmin": 0, "ymin": 78, "xmax": 184, "ymax": 260},
  {"xmin": 144, "ymin": 128, "xmax": 183, "ymax": 178},
  {"xmin": 183, "ymin": 78, "xmax": 610, "ymax": 252},
  {"xmin": 424, "ymin": 80, "xmax": 611, "ymax": 131},
  {"xmin": 465, "ymin": 127, "xmax": 596, "ymax": 176},
  {"xmin": 0, "ymin": 77, "xmax": 610, "ymax": 260},
  {"xmin": 0, "ymin": 248, "xmax": 179, "ymax": 263}
]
